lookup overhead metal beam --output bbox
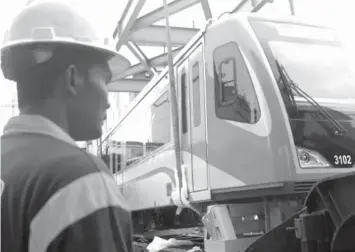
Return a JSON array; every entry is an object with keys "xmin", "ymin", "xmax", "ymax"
[
  {"xmin": 232, "ymin": 0, "xmax": 273, "ymax": 13},
  {"xmin": 108, "ymin": 78, "xmax": 149, "ymax": 92},
  {"xmin": 126, "ymin": 42, "xmax": 150, "ymax": 70},
  {"xmin": 127, "ymin": 41, "xmax": 158, "ymax": 75},
  {"xmin": 252, "ymin": 0, "xmax": 273, "ymax": 12},
  {"xmin": 129, "ymin": 25, "xmax": 198, "ymax": 47},
  {"xmin": 131, "ymin": 0, "xmax": 200, "ymax": 33},
  {"xmin": 113, "ymin": 0, "xmax": 134, "ymax": 37},
  {"xmin": 113, "ymin": 47, "xmax": 183, "ymax": 79},
  {"xmin": 200, "ymin": 0, "xmax": 212, "ymax": 20},
  {"xmin": 26, "ymin": 0, "xmax": 36, "ymax": 5},
  {"xmin": 114, "ymin": 0, "xmax": 146, "ymax": 51},
  {"xmin": 232, "ymin": 0, "xmax": 249, "ymax": 13},
  {"xmin": 289, "ymin": 0, "xmax": 295, "ymax": 15}
]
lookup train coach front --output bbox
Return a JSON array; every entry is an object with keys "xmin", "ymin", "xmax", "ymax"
[{"xmin": 250, "ymin": 17, "xmax": 355, "ymax": 180}]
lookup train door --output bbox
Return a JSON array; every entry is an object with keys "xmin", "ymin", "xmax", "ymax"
[
  {"xmin": 177, "ymin": 44, "xmax": 209, "ymax": 195},
  {"xmin": 188, "ymin": 44, "xmax": 208, "ymax": 192},
  {"xmin": 177, "ymin": 60, "xmax": 194, "ymax": 192}
]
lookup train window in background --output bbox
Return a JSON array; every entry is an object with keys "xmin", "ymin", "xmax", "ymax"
[
  {"xmin": 126, "ymin": 141, "xmax": 143, "ymax": 166},
  {"xmin": 149, "ymin": 90, "xmax": 171, "ymax": 149},
  {"xmin": 111, "ymin": 143, "xmax": 122, "ymax": 173},
  {"xmin": 213, "ymin": 42, "xmax": 261, "ymax": 124},
  {"xmin": 123, "ymin": 99, "xmax": 146, "ymax": 167},
  {"xmin": 181, "ymin": 72, "xmax": 188, "ymax": 134},
  {"xmin": 101, "ymin": 141, "xmax": 110, "ymax": 167},
  {"xmin": 192, "ymin": 62, "xmax": 201, "ymax": 127},
  {"xmin": 105, "ymin": 140, "xmax": 123, "ymax": 173}
]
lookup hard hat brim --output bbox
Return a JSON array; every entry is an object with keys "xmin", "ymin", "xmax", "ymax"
[{"xmin": 1, "ymin": 39, "xmax": 131, "ymax": 75}]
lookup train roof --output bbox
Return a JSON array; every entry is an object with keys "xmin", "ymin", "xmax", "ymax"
[{"xmin": 212, "ymin": 11, "xmax": 332, "ymax": 30}]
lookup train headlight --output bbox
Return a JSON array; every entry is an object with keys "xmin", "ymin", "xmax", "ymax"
[{"xmin": 296, "ymin": 147, "xmax": 330, "ymax": 168}]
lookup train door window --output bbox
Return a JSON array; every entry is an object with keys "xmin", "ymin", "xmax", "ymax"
[
  {"xmin": 213, "ymin": 42, "xmax": 261, "ymax": 124},
  {"xmin": 181, "ymin": 72, "xmax": 188, "ymax": 134},
  {"xmin": 192, "ymin": 62, "xmax": 201, "ymax": 127}
]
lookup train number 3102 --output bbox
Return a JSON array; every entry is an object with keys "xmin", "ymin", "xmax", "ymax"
[{"xmin": 334, "ymin": 155, "xmax": 352, "ymax": 165}]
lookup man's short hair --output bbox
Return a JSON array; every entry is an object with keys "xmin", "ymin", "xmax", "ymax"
[{"xmin": 12, "ymin": 45, "xmax": 110, "ymax": 108}]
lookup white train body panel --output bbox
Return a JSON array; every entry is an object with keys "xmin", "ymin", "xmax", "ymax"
[{"xmin": 101, "ymin": 13, "xmax": 355, "ymax": 211}]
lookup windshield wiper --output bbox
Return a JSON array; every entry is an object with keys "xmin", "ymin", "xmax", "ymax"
[
  {"xmin": 275, "ymin": 60, "xmax": 347, "ymax": 137},
  {"xmin": 275, "ymin": 61, "xmax": 299, "ymax": 117}
]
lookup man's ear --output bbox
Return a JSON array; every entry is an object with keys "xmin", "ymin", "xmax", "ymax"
[{"xmin": 64, "ymin": 64, "xmax": 83, "ymax": 97}]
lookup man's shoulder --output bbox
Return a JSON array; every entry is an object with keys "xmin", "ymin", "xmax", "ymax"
[
  {"xmin": 53, "ymin": 147, "xmax": 109, "ymax": 171},
  {"xmin": 36, "ymin": 149, "xmax": 130, "ymax": 215},
  {"xmin": 41, "ymin": 146, "xmax": 112, "ymax": 186},
  {"xmin": 1, "ymin": 134, "xmax": 112, "ymax": 187},
  {"xmin": 24, "ymin": 151, "xmax": 131, "ymax": 252},
  {"xmin": 1, "ymin": 133, "xmax": 116, "ymax": 202},
  {"xmin": 84, "ymin": 151, "xmax": 112, "ymax": 174},
  {"xmin": 5, "ymin": 134, "xmax": 113, "ymax": 195}
]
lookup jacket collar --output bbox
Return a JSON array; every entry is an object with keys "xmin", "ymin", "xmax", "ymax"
[{"xmin": 2, "ymin": 114, "xmax": 77, "ymax": 147}]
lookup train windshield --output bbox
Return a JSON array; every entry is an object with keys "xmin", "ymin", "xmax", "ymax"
[
  {"xmin": 249, "ymin": 18, "xmax": 355, "ymax": 107},
  {"xmin": 250, "ymin": 18, "xmax": 355, "ymax": 169}
]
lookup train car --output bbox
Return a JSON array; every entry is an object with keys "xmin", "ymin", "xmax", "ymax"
[{"xmin": 100, "ymin": 12, "xmax": 355, "ymax": 247}]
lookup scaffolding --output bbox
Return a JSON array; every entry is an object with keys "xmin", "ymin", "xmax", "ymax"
[{"xmin": 108, "ymin": 0, "xmax": 295, "ymax": 93}]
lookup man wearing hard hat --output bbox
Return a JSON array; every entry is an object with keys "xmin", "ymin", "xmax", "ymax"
[{"xmin": 1, "ymin": 1, "xmax": 133, "ymax": 252}]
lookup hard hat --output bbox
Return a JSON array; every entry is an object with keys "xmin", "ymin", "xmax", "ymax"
[{"xmin": 1, "ymin": 0, "xmax": 130, "ymax": 81}]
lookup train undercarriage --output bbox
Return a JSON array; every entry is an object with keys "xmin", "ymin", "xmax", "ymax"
[
  {"xmin": 131, "ymin": 172, "xmax": 355, "ymax": 252},
  {"xmin": 131, "ymin": 194, "xmax": 304, "ymax": 251}
]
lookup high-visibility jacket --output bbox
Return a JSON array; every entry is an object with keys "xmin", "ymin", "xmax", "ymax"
[{"xmin": 1, "ymin": 115, "xmax": 133, "ymax": 252}]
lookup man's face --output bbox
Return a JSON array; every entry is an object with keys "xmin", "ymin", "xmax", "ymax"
[{"xmin": 67, "ymin": 62, "xmax": 111, "ymax": 141}]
